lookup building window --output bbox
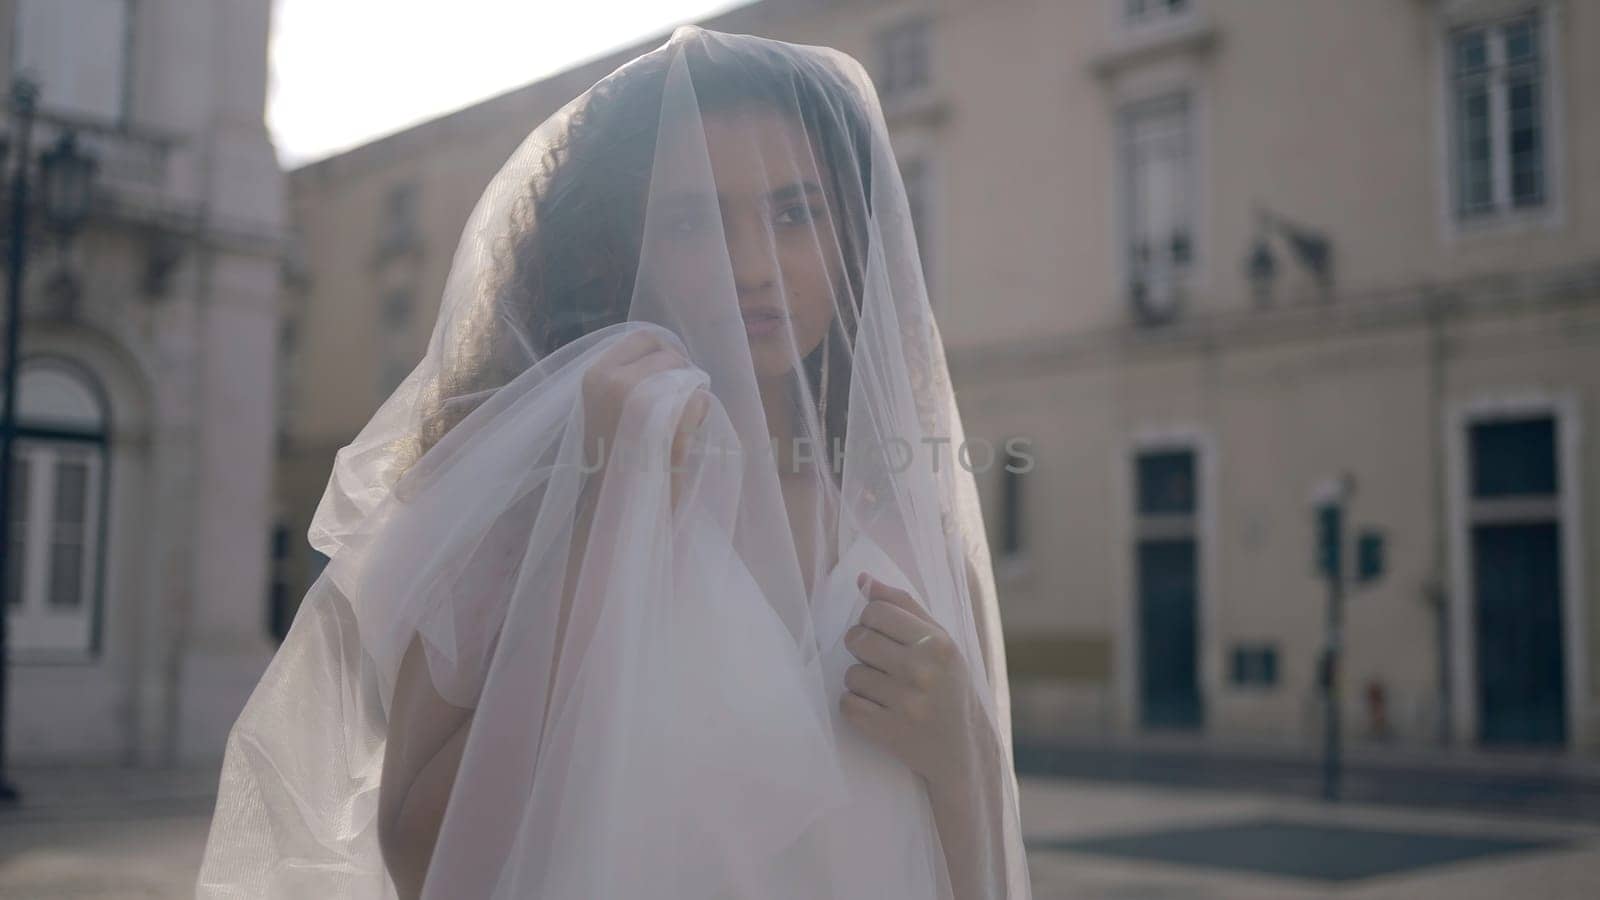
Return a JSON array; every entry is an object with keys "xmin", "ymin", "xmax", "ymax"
[
  {"xmin": 377, "ymin": 285, "xmax": 417, "ymax": 398},
  {"xmin": 1119, "ymin": 93, "xmax": 1193, "ymax": 324},
  {"xmin": 1125, "ymin": 0, "xmax": 1189, "ymax": 25},
  {"xmin": 1448, "ymin": 10, "xmax": 1547, "ymax": 220},
  {"xmin": 4, "ymin": 360, "xmax": 109, "ymax": 659},
  {"xmin": 1229, "ymin": 643, "xmax": 1279, "ymax": 687},
  {"xmin": 13, "ymin": 0, "xmax": 130, "ymax": 122},
  {"xmin": 997, "ymin": 444, "xmax": 1027, "ymax": 559},
  {"xmin": 875, "ymin": 17, "xmax": 931, "ymax": 103},
  {"xmin": 1136, "ymin": 448, "xmax": 1196, "ymax": 516},
  {"xmin": 1470, "ymin": 416, "xmax": 1556, "ymax": 497},
  {"xmin": 378, "ymin": 182, "xmax": 420, "ymax": 257},
  {"xmin": 381, "ymin": 287, "xmax": 415, "ymax": 331}
]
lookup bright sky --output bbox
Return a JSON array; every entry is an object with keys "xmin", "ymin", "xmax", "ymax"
[{"xmin": 266, "ymin": 0, "xmax": 754, "ymax": 168}]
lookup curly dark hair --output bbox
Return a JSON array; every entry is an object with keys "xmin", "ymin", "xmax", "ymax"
[{"xmin": 412, "ymin": 34, "xmax": 877, "ymax": 480}]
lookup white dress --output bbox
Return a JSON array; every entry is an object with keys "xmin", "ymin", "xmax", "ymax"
[
  {"xmin": 806, "ymin": 531, "xmax": 949, "ymax": 897},
  {"xmin": 676, "ymin": 516, "xmax": 947, "ymax": 899}
]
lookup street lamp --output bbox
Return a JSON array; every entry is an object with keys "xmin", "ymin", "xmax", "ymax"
[
  {"xmin": 1245, "ymin": 207, "xmax": 1334, "ymax": 307},
  {"xmin": 0, "ymin": 75, "xmax": 98, "ymax": 806},
  {"xmin": 40, "ymin": 131, "xmax": 97, "ymax": 236},
  {"xmin": 1246, "ymin": 234, "xmax": 1277, "ymax": 308}
]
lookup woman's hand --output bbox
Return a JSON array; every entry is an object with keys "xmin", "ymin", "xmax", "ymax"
[
  {"xmin": 840, "ymin": 573, "xmax": 981, "ymax": 788},
  {"xmin": 579, "ymin": 330, "xmax": 709, "ymax": 506}
]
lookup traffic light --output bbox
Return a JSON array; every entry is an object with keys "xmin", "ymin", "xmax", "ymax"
[
  {"xmin": 1316, "ymin": 500, "xmax": 1342, "ymax": 581},
  {"xmin": 1356, "ymin": 529, "xmax": 1385, "ymax": 583}
]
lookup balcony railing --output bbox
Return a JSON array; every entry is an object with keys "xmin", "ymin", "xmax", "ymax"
[{"xmin": 6, "ymin": 109, "xmax": 180, "ymax": 196}]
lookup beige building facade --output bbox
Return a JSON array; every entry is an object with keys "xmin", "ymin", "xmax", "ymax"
[
  {"xmin": 1, "ymin": 0, "xmax": 287, "ymax": 765},
  {"xmin": 281, "ymin": 0, "xmax": 1599, "ymax": 754}
]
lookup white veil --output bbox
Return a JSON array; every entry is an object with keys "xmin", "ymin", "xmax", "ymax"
[{"xmin": 198, "ymin": 26, "xmax": 1030, "ymax": 900}]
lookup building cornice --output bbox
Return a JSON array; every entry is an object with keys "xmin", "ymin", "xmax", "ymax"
[{"xmin": 947, "ymin": 260, "xmax": 1600, "ymax": 382}]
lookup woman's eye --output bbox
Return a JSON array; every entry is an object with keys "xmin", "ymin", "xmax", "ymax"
[{"xmin": 775, "ymin": 203, "xmax": 819, "ymax": 226}]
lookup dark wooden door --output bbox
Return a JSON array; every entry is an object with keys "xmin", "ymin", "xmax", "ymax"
[
  {"xmin": 1473, "ymin": 521, "xmax": 1566, "ymax": 745},
  {"xmin": 1138, "ymin": 538, "xmax": 1202, "ymax": 730}
]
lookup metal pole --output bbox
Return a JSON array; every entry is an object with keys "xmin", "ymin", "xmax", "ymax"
[
  {"xmin": 1323, "ymin": 546, "xmax": 1344, "ymax": 802},
  {"xmin": 0, "ymin": 77, "xmax": 41, "ymax": 805}
]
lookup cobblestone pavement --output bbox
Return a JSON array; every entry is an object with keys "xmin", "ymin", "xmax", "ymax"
[{"xmin": 1019, "ymin": 776, "xmax": 1600, "ymax": 899}]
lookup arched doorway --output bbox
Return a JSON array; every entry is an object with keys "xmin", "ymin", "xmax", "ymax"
[{"xmin": 4, "ymin": 358, "xmax": 111, "ymax": 661}]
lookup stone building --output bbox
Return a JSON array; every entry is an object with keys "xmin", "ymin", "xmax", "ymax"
[
  {"xmin": 280, "ymin": 0, "xmax": 1599, "ymax": 754},
  {"xmin": 1, "ymin": 0, "xmax": 286, "ymax": 765}
]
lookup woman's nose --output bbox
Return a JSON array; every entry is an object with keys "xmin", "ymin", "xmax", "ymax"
[{"xmin": 725, "ymin": 216, "xmax": 780, "ymax": 301}]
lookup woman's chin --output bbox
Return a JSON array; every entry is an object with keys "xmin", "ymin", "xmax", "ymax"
[{"xmin": 747, "ymin": 344, "xmax": 798, "ymax": 379}]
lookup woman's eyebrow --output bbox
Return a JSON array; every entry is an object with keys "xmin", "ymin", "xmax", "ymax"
[
  {"xmin": 768, "ymin": 180, "xmax": 824, "ymax": 205},
  {"xmin": 654, "ymin": 181, "xmax": 822, "ymax": 210}
]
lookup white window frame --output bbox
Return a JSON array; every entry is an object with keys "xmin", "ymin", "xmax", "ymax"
[
  {"xmin": 1434, "ymin": 0, "xmax": 1565, "ymax": 241},
  {"xmin": 1116, "ymin": 89, "xmax": 1198, "ymax": 322},
  {"xmin": 11, "ymin": 0, "xmax": 132, "ymax": 124},
  {"xmin": 5, "ymin": 358, "xmax": 110, "ymax": 662},
  {"xmin": 1444, "ymin": 392, "xmax": 1586, "ymax": 749},
  {"xmin": 9, "ymin": 440, "xmax": 104, "ymax": 658}
]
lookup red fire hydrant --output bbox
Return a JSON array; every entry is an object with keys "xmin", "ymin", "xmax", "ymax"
[{"xmin": 1365, "ymin": 680, "xmax": 1391, "ymax": 741}]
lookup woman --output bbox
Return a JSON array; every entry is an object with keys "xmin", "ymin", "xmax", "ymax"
[{"xmin": 197, "ymin": 26, "xmax": 1030, "ymax": 900}]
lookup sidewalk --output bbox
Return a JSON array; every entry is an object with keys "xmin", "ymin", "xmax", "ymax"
[
  {"xmin": 0, "ymin": 765, "xmax": 219, "ymax": 823},
  {"xmin": 1015, "ymin": 733, "xmax": 1600, "ymax": 824},
  {"xmin": 0, "ymin": 765, "xmax": 219, "ymax": 900},
  {"xmin": 1022, "ymin": 730, "xmax": 1600, "ymax": 779}
]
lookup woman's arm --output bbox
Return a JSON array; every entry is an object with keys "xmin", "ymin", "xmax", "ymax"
[
  {"xmin": 377, "ymin": 474, "xmax": 608, "ymax": 898},
  {"xmin": 924, "ymin": 712, "xmax": 1008, "ymax": 900},
  {"xmin": 923, "ymin": 555, "xmax": 1008, "ymax": 900},
  {"xmin": 844, "ymin": 553, "xmax": 1013, "ymax": 898},
  {"xmin": 378, "ymin": 640, "xmax": 473, "ymax": 900},
  {"xmin": 377, "ymin": 382, "xmax": 703, "ymax": 894}
]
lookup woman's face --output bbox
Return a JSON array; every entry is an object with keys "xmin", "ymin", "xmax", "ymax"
[{"xmin": 649, "ymin": 106, "xmax": 846, "ymax": 379}]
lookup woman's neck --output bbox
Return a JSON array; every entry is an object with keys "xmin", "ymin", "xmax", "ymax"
[{"xmin": 758, "ymin": 374, "xmax": 803, "ymax": 477}]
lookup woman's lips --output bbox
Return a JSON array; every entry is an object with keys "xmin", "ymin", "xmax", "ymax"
[{"xmin": 742, "ymin": 311, "xmax": 788, "ymax": 337}]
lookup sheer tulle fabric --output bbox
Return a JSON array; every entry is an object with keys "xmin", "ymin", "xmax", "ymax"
[{"xmin": 198, "ymin": 26, "xmax": 1029, "ymax": 899}]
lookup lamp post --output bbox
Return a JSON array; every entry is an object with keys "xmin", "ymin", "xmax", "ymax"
[
  {"xmin": 0, "ymin": 75, "xmax": 97, "ymax": 805},
  {"xmin": 1311, "ymin": 472, "xmax": 1355, "ymax": 802}
]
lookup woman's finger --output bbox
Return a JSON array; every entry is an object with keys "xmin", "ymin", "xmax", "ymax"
[
  {"xmin": 858, "ymin": 573, "xmax": 937, "ymax": 626},
  {"xmin": 596, "ymin": 329, "xmax": 665, "ymax": 368},
  {"xmin": 670, "ymin": 390, "xmax": 709, "ymax": 471},
  {"xmin": 843, "ymin": 623, "xmax": 910, "ymax": 677},
  {"xmin": 684, "ymin": 388, "xmax": 710, "ymax": 429},
  {"xmin": 856, "ymin": 597, "xmax": 928, "ymax": 646},
  {"xmin": 843, "ymin": 662, "xmax": 906, "ymax": 709},
  {"xmin": 615, "ymin": 346, "xmax": 686, "ymax": 385},
  {"xmin": 839, "ymin": 691, "xmax": 889, "ymax": 739}
]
